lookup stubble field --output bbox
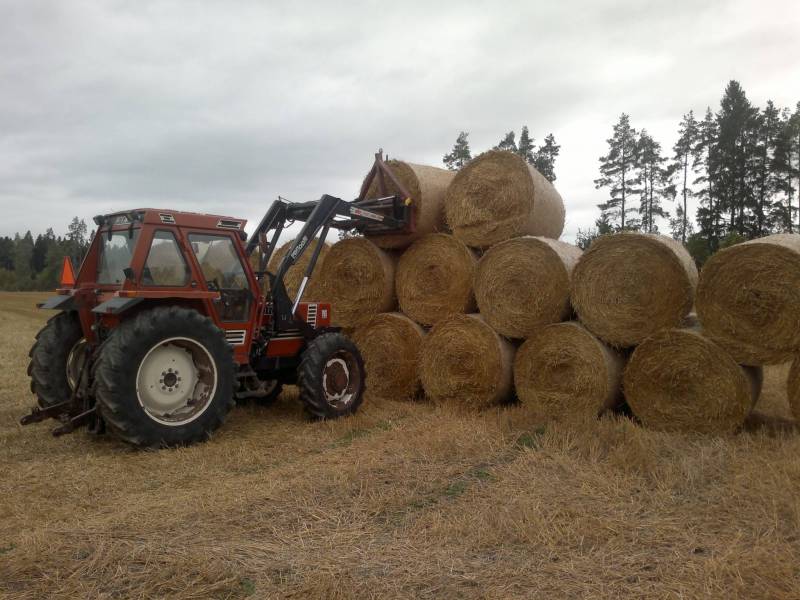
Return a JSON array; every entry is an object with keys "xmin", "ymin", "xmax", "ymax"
[{"xmin": 1, "ymin": 292, "xmax": 799, "ymax": 599}]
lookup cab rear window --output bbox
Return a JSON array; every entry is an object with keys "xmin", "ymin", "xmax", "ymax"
[{"xmin": 97, "ymin": 231, "xmax": 139, "ymax": 284}]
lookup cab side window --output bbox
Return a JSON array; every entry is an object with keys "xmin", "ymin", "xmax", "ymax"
[
  {"xmin": 189, "ymin": 234, "xmax": 251, "ymax": 321},
  {"xmin": 142, "ymin": 231, "xmax": 190, "ymax": 287}
]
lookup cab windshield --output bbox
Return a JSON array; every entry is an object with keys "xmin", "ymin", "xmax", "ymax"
[{"xmin": 97, "ymin": 230, "xmax": 140, "ymax": 285}]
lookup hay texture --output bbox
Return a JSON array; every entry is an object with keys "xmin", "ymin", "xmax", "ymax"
[
  {"xmin": 351, "ymin": 312, "xmax": 425, "ymax": 401},
  {"xmin": 789, "ymin": 358, "xmax": 800, "ymax": 424},
  {"xmin": 475, "ymin": 236, "xmax": 582, "ymax": 338},
  {"xmin": 571, "ymin": 233, "xmax": 698, "ymax": 347},
  {"xmin": 395, "ymin": 233, "xmax": 477, "ymax": 326},
  {"xmin": 623, "ymin": 328, "xmax": 762, "ymax": 434},
  {"xmin": 444, "ymin": 150, "xmax": 565, "ymax": 248},
  {"xmin": 696, "ymin": 234, "xmax": 800, "ymax": 365},
  {"xmin": 513, "ymin": 322, "xmax": 624, "ymax": 419},
  {"xmin": 315, "ymin": 237, "xmax": 396, "ymax": 327},
  {"xmin": 363, "ymin": 160, "xmax": 455, "ymax": 249},
  {"xmin": 419, "ymin": 314, "xmax": 515, "ymax": 409},
  {"xmin": 260, "ymin": 239, "xmax": 330, "ymax": 300}
]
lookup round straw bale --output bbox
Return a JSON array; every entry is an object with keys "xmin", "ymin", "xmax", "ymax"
[
  {"xmin": 363, "ymin": 160, "xmax": 455, "ymax": 249},
  {"xmin": 315, "ymin": 237, "xmax": 397, "ymax": 327},
  {"xmin": 395, "ymin": 233, "xmax": 477, "ymax": 326},
  {"xmin": 696, "ymin": 233, "xmax": 800, "ymax": 365},
  {"xmin": 571, "ymin": 233, "xmax": 698, "ymax": 347},
  {"xmin": 789, "ymin": 358, "xmax": 800, "ymax": 424},
  {"xmin": 623, "ymin": 328, "xmax": 762, "ymax": 434},
  {"xmin": 444, "ymin": 150, "xmax": 565, "ymax": 248},
  {"xmin": 351, "ymin": 312, "xmax": 425, "ymax": 401},
  {"xmin": 262, "ymin": 238, "xmax": 330, "ymax": 300},
  {"xmin": 514, "ymin": 322, "xmax": 624, "ymax": 419},
  {"xmin": 419, "ymin": 314, "xmax": 515, "ymax": 409},
  {"xmin": 475, "ymin": 236, "xmax": 582, "ymax": 338}
]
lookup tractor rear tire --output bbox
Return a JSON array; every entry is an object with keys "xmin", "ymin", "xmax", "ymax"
[
  {"xmin": 93, "ymin": 306, "xmax": 236, "ymax": 448},
  {"xmin": 28, "ymin": 312, "xmax": 85, "ymax": 408},
  {"xmin": 298, "ymin": 332, "xmax": 366, "ymax": 420}
]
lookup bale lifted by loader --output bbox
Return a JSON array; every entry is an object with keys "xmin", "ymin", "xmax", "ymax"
[{"xmin": 22, "ymin": 152, "xmax": 414, "ymax": 447}]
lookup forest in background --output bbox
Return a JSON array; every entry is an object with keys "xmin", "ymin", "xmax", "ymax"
[{"xmin": 582, "ymin": 80, "xmax": 800, "ymax": 262}]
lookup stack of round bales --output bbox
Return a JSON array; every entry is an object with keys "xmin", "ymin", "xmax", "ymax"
[{"xmin": 398, "ymin": 151, "xmax": 571, "ymax": 408}]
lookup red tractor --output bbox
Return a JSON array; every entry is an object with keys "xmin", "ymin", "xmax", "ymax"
[{"xmin": 22, "ymin": 154, "xmax": 414, "ymax": 447}]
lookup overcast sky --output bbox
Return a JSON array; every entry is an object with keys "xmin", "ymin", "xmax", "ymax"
[{"xmin": 1, "ymin": 0, "xmax": 799, "ymax": 242}]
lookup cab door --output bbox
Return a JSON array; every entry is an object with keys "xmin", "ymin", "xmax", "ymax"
[{"xmin": 184, "ymin": 232, "xmax": 258, "ymax": 353}]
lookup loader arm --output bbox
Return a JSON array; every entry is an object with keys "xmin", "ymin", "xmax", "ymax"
[{"xmin": 250, "ymin": 192, "xmax": 411, "ymax": 331}]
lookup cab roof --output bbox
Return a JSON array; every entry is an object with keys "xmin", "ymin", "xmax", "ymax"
[{"xmin": 94, "ymin": 208, "xmax": 248, "ymax": 232}]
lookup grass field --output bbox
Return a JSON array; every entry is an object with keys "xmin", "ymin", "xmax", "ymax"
[{"xmin": 1, "ymin": 291, "xmax": 799, "ymax": 599}]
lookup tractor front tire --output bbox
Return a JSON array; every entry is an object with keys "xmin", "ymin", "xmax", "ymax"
[
  {"xmin": 298, "ymin": 332, "xmax": 366, "ymax": 420},
  {"xmin": 93, "ymin": 306, "xmax": 236, "ymax": 448},
  {"xmin": 28, "ymin": 312, "xmax": 85, "ymax": 408}
]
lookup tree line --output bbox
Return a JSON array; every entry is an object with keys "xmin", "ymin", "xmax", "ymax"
[
  {"xmin": 584, "ymin": 80, "xmax": 800, "ymax": 263},
  {"xmin": 442, "ymin": 126, "xmax": 561, "ymax": 182},
  {"xmin": 0, "ymin": 218, "xmax": 91, "ymax": 291}
]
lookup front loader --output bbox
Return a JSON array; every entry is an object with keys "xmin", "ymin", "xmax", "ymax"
[{"xmin": 22, "ymin": 152, "xmax": 414, "ymax": 447}]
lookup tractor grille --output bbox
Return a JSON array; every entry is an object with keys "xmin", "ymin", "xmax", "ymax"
[
  {"xmin": 225, "ymin": 330, "xmax": 247, "ymax": 346},
  {"xmin": 306, "ymin": 304, "xmax": 318, "ymax": 328}
]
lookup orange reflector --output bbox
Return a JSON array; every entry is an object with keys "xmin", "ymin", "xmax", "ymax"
[{"xmin": 60, "ymin": 256, "xmax": 76, "ymax": 287}]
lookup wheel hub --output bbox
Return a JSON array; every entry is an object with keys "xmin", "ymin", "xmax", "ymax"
[
  {"xmin": 135, "ymin": 338, "xmax": 217, "ymax": 426},
  {"xmin": 321, "ymin": 351, "xmax": 361, "ymax": 409}
]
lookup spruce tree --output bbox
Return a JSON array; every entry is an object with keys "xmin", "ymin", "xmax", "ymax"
[
  {"xmin": 673, "ymin": 111, "xmax": 697, "ymax": 242},
  {"xmin": 442, "ymin": 132, "xmax": 472, "ymax": 171},
  {"xmin": 715, "ymin": 80, "xmax": 760, "ymax": 236},
  {"xmin": 533, "ymin": 133, "xmax": 560, "ymax": 182},
  {"xmin": 495, "ymin": 131, "xmax": 517, "ymax": 153},
  {"xmin": 595, "ymin": 114, "xmax": 639, "ymax": 230},
  {"xmin": 517, "ymin": 126, "xmax": 535, "ymax": 163}
]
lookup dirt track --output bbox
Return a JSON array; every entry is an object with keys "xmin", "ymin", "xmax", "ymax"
[{"xmin": 1, "ymin": 292, "xmax": 799, "ymax": 599}]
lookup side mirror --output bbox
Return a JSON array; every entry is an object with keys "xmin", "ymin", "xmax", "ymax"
[{"xmin": 123, "ymin": 267, "xmax": 135, "ymax": 281}]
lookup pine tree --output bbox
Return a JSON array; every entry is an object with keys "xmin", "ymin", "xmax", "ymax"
[
  {"xmin": 772, "ymin": 108, "xmax": 797, "ymax": 232},
  {"xmin": 533, "ymin": 134, "xmax": 560, "ymax": 182},
  {"xmin": 693, "ymin": 107, "xmax": 721, "ymax": 250},
  {"xmin": 443, "ymin": 132, "xmax": 472, "ymax": 170},
  {"xmin": 517, "ymin": 126, "xmax": 535, "ymax": 164},
  {"xmin": 495, "ymin": 131, "xmax": 517, "ymax": 153},
  {"xmin": 672, "ymin": 111, "xmax": 697, "ymax": 242},
  {"xmin": 751, "ymin": 100, "xmax": 782, "ymax": 235},
  {"xmin": 595, "ymin": 114, "xmax": 639, "ymax": 230},
  {"xmin": 636, "ymin": 130, "xmax": 673, "ymax": 233},
  {"xmin": 66, "ymin": 217, "xmax": 89, "ymax": 262}
]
